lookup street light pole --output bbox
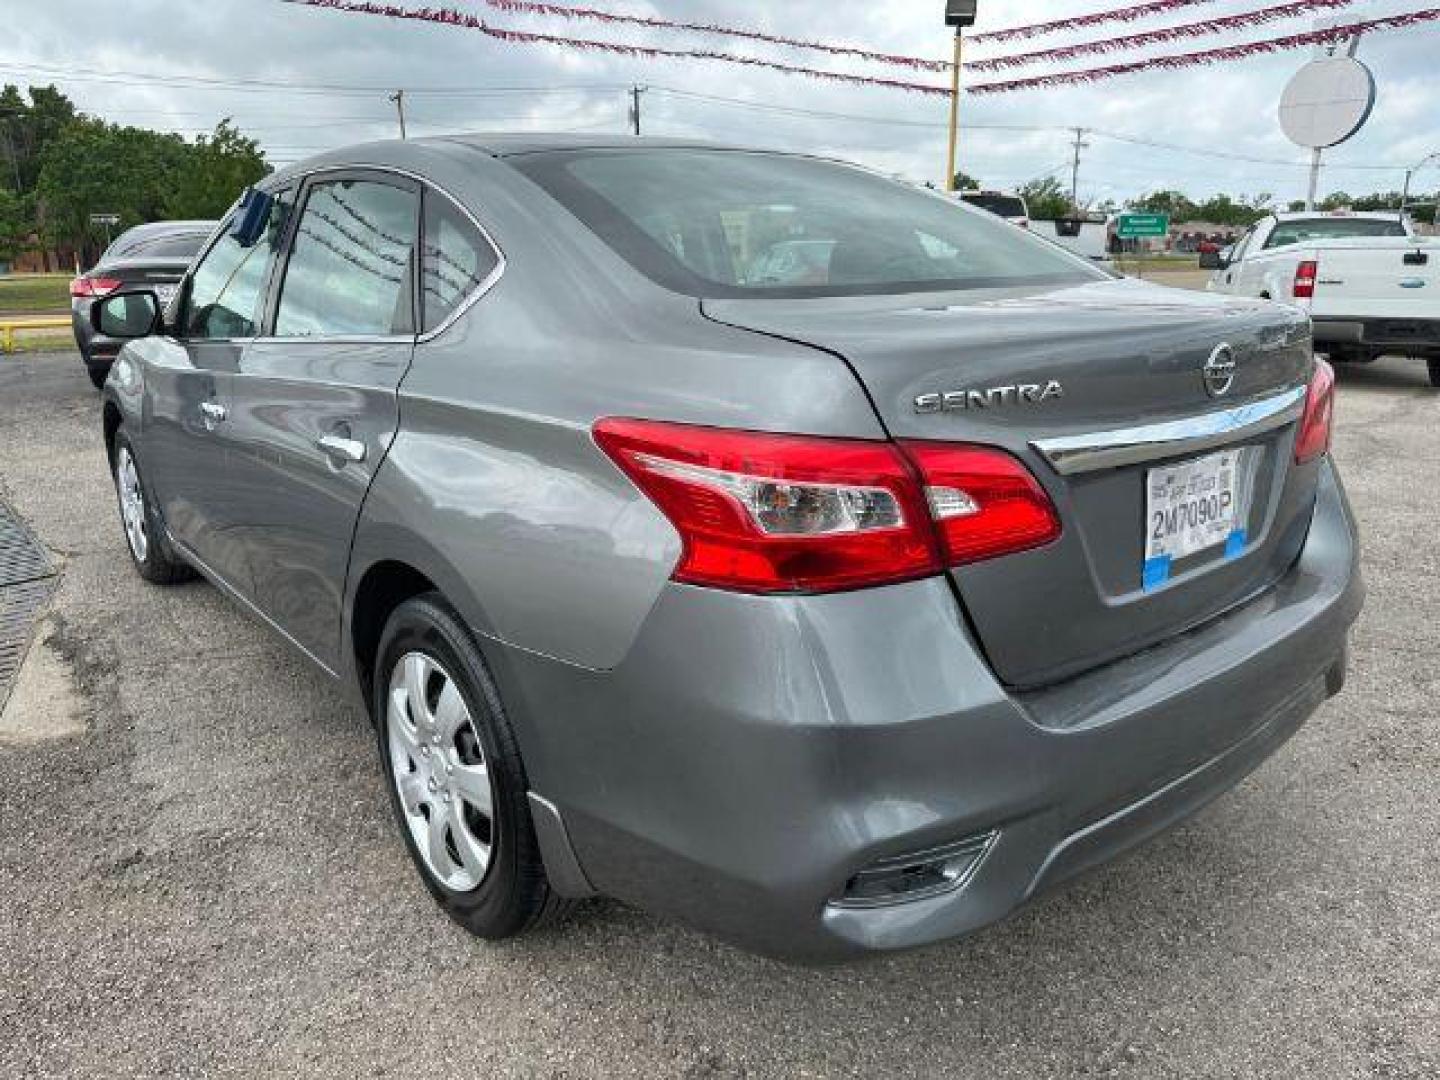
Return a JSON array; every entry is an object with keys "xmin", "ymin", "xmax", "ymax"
[
  {"xmin": 943, "ymin": 2, "xmax": 978, "ymax": 192},
  {"xmin": 390, "ymin": 89, "xmax": 408, "ymax": 140},
  {"xmin": 944, "ymin": 30, "xmax": 963, "ymax": 192}
]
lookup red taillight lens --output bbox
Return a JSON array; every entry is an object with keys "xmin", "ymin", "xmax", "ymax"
[
  {"xmin": 593, "ymin": 418, "xmax": 1061, "ymax": 594},
  {"xmin": 1294, "ymin": 358, "xmax": 1336, "ymax": 464},
  {"xmin": 900, "ymin": 441, "xmax": 1062, "ymax": 565},
  {"xmin": 593, "ymin": 418, "xmax": 940, "ymax": 593},
  {"xmin": 1293, "ymin": 260, "xmax": 1318, "ymax": 300},
  {"xmin": 70, "ymin": 275, "xmax": 122, "ymax": 298}
]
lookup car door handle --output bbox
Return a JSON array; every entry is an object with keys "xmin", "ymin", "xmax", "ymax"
[
  {"xmin": 199, "ymin": 401, "xmax": 228, "ymax": 425},
  {"xmin": 316, "ymin": 433, "xmax": 367, "ymax": 464}
]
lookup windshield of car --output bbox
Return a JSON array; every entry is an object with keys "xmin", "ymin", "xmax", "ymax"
[
  {"xmin": 962, "ymin": 193, "xmax": 1027, "ymax": 220},
  {"xmin": 1265, "ymin": 217, "xmax": 1409, "ymax": 248},
  {"xmin": 513, "ymin": 150, "xmax": 1097, "ymax": 298}
]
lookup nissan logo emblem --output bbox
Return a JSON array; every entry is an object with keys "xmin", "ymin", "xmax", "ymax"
[{"xmin": 1203, "ymin": 344, "xmax": 1237, "ymax": 398}]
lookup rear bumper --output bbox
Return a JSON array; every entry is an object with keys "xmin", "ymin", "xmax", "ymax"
[
  {"xmin": 490, "ymin": 459, "xmax": 1362, "ymax": 962},
  {"xmin": 69, "ymin": 303, "xmax": 121, "ymax": 365},
  {"xmin": 1314, "ymin": 317, "xmax": 1440, "ymax": 355}
]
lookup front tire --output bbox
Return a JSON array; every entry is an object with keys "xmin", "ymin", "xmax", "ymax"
[
  {"xmin": 86, "ymin": 360, "xmax": 110, "ymax": 390},
  {"xmin": 112, "ymin": 429, "xmax": 191, "ymax": 585},
  {"xmin": 1428, "ymin": 358, "xmax": 1440, "ymax": 389},
  {"xmin": 374, "ymin": 593, "xmax": 571, "ymax": 939}
]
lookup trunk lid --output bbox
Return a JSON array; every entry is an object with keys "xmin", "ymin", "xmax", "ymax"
[{"xmin": 704, "ymin": 278, "xmax": 1319, "ymax": 688}]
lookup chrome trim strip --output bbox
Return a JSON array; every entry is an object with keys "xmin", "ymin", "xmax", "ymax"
[
  {"xmin": 1031, "ymin": 385, "xmax": 1308, "ymax": 476},
  {"xmin": 168, "ymin": 531, "xmax": 341, "ymax": 681}
]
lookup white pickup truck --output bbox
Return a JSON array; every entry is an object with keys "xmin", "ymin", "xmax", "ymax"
[{"xmin": 1204, "ymin": 211, "xmax": 1440, "ymax": 388}]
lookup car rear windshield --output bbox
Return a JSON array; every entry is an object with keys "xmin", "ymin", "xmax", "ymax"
[
  {"xmin": 512, "ymin": 149, "xmax": 1097, "ymax": 298},
  {"xmin": 1264, "ymin": 217, "xmax": 1408, "ymax": 248},
  {"xmin": 962, "ymin": 193, "xmax": 1027, "ymax": 220},
  {"xmin": 130, "ymin": 232, "xmax": 209, "ymax": 258}
]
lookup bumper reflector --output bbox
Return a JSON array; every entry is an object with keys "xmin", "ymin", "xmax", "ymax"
[{"xmin": 831, "ymin": 832, "xmax": 998, "ymax": 909}]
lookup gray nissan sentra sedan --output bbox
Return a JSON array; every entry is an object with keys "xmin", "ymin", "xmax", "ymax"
[{"xmin": 92, "ymin": 135, "xmax": 1362, "ymax": 962}]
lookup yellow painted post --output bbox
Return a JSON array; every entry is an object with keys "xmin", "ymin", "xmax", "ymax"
[{"xmin": 944, "ymin": 31, "xmax": 964, "ymax": 191}]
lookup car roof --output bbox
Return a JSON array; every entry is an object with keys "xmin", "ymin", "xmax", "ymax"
[
  {"xmin": 431, "ymin": 133, "xmax": 737, "ymax": 157},
  {"xmin": 115, "ymin": 219, "xmax": 217, "ymax": 237}
]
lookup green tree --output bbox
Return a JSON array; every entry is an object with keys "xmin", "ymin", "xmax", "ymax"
[
  {"xmin": 1019, "ymin": 175, "xmax": 1072, "ymax": 219},
  {"xmin": 1134, "ymin": 190, "xmax": 1198, "ymax": 221},
  {"xmin": 35, "ymin": 119, "xmax": 189, "ymax": 252},
  {"xmin": 0, "ymin": 186, "xmax": 29, "ymax": 260},
  {"xmin": 953, "ymin": 170, "xmax": 982, "ymax": 191},
  {"xmin": 1318, "ymin": 191, "xmax": 1354, "ymax": 212},
  {"xmin": 166, "ymin": 120, "xmax": 269, "ymax": 218},
  {"xmin": 0, "ymin": 83, "xmax": 78, "ymax": 194}
]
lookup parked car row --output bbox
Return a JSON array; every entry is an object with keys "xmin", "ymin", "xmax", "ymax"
[
  {"xmin": 70, "ymin": 220, "xmax": 216, "ymax": 388},
  {"xmin": 86, "ymin": 137, "xmax": 1359, "ymax": 962},
  {"xmin": 1205, "ymin": 211, "xmax": 1440, "ymax": 387}
]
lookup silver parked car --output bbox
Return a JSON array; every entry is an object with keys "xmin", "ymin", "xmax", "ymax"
[{"xmin": 94, "ymin": 136, "xmax": 1361, "ymax": 962}]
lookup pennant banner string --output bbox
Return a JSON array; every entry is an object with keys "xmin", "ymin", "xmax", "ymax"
[
  {"xmin": 282, "ymin": 1, "xmax": 953, "ymax": 94},
  {"xmin": 970, "ymin": 0, "xmax": 1224, "ymax": 44},
  {"xmin": 284, "ymin": 0, "xmax": 1440, "ymax": 99},
  {"xmin": 482, "ymin": 0, "xmax": 953, "ymax": 73},
  {"xmin": 971, "ymin": 8, "xmax": 1440, "ymax": 93},
  {"xmin": 973, "ymin": 0, "xmax": 1360, "ymax": 71}
]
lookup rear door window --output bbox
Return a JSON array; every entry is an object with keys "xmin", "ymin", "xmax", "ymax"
[
  {"xmin": 420, "ymin": 191, "xmax": 500, "ymax": 333},
  {"xmin": 274, "ymin": 177, "xmax": 419, "ymax": 337}
]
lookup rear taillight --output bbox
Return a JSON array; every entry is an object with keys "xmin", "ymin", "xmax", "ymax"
[
  {"xmin": 593, "ymin": 418, "xmax": 1060, "ymax": 594},
  {"xmin": 1293, "ymin": 260, "xmax": 1318, "ymax": 300},
  {"xmin": 1294, "ymin": 358, "xmax": 1336, "ymax": 464},
  {"xmin": 900, "ymin": 442, "xmax": 1063, "ymax": 565},
  {"xmin": 70, "ymin": 275, "xmax": 122, "ymax": 298}
]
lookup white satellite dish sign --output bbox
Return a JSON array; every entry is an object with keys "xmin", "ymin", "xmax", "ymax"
[{"xmin": 1279, "ymin": 56, "xmax": 1376, "ymax": 149}]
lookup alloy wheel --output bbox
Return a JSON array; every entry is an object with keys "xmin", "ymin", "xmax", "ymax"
[
  {"xmin": 386, "ymin": 652, "xmax": 495, "ymax": 892},
  {"xmin": 115, "ymin": 446, "xmax": 149, "ymax": 563}
]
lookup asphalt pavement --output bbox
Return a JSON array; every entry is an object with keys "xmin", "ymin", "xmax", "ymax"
[{"xmin": 0, "ymin": 348, "xmax": 1436, "ymax": 1079}]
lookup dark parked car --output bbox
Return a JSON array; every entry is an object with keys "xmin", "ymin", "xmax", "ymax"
[
  {"xmin": 93, "ymin": 137, "xmax": 1361, "ymax": 962},
  {"xmin": 71, "ymin": 220, "xmax": 215, "ymax": 388}
]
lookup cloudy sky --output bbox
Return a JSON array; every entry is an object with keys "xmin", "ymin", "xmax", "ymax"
[{"xmin": 5, "ymin": 0, "xmax": 1439, "ymax": 205}]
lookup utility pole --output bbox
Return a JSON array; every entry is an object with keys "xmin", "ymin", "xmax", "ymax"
[
  {"xmin": 942, "ymin": 2, "xmax": 979, "ymax": 192},
  {"xmin": 1400, "ymin": 151, "xmax": 1439, "ymax": 214},
  {"xmin": 629, "ymin": 85, "xmax": 646, "ymax": 136},
  {"xmin": 389, "ymin": 89, "xmax": 407, "ymax": 139},
  {"xmin": 1068, "ymin": 127, "xmax": 1090, "ymax": 211}
]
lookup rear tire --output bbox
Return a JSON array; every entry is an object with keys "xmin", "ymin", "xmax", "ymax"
[
  {"xmin": 86, "ymin": 361, "xmax": 110, "ymax": 390},
  {"xmin": 111, "ymin": 428, "xmax": 192, "ymax": 585},
  {"xmin": 1428, "ymin": 358, "xmax": 1440, "ymax": 389},
  {"xmin": 374, "ymin": 593, "xmax": 573, "ymax": 939}
]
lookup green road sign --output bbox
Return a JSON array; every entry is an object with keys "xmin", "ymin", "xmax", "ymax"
[{"xmin": 1116, "ymin": 212, "xmax": 1170, "ymax": 239}]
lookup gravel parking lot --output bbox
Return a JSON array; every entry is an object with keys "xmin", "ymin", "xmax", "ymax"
[{"xmin": 0, "ymin": 348, "xmax": 1436, "ymax": 1079}]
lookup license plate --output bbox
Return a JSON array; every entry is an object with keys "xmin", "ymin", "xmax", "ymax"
[
  {"xmin": 1143, "ymin": 448, "xmax": 1254, "ymax": 591},
  {"xmin": 155, "ymin": 284, "xmax": 178, "ymax": 306}
]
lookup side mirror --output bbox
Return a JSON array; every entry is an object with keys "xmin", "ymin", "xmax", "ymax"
[
  {"xmin": 1198, "ymin": 251, "xmax": 1224, "ymax": 270},
  {"xmin": 91, "ymin": 291, "xmax": 161, "ymax": 339}
]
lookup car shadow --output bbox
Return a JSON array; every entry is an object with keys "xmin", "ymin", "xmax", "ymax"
[{"xmin": 1326, "ymin": 354, "xmax": 1434, "ymax": 394}]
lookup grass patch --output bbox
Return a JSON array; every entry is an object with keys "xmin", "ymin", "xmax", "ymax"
[
  {"xmin": 0, "ymin": 328, "xmax": 74, "ymax": 355},
  {"xmin": 0, "ymin": 275, "xmax": 72, "ymax": 317}
]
